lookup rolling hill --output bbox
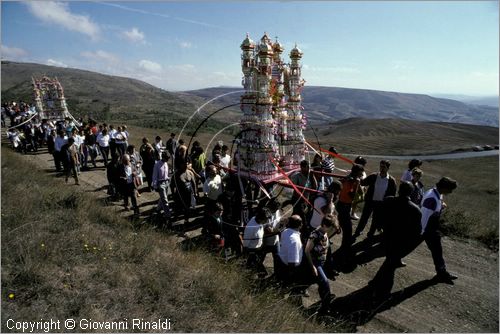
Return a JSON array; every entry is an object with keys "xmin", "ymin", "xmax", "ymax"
[
  {"xmin": 185, "ymin": 86, "xmax": 499, "ymax": 127},
  {"xmin": 305, "ymin": 117, "xmax": 499, "ymax": 155},
  {"xmin": 1, "ymin": 61, "xmax": 498, "ymax": 129},
  {"xmin": 0, "ymin": 61, "xmax": 215, "ymax": 133}
]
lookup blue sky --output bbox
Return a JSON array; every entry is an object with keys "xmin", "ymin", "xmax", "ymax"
[{"xmin": 1, "ymin": 1, "xmax": 498, "ymax": 95}]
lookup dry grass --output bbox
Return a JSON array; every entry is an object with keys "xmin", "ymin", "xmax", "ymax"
[
  {"xmin": 1, "ymin": 147, "xmax": 328, "ymax": 332},
  {"xmin": 422, "ymin": 157, "xmax": 499, "ymax": 250}
]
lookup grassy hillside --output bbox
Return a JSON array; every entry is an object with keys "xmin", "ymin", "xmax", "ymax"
[
  {"xmin": 0, "ymin": 61, "xmax": 229, "ymax": 136},
  {"xmin": 305, "ymin": 117, "xmax": 499, "ymax": 155},
  {"xmin": 1, "ymin": 147, "xmax": 329, "ymax": 332}
]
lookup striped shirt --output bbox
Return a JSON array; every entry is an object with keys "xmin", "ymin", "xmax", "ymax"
[{"xmin": 321, "ymin": 156, "xmax": 335, "ymax": 173}]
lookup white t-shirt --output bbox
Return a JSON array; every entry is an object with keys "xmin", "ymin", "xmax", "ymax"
[
  {"xmin": 279, "ymin": 228, "xmax": 302, "ymax": 265},
  {"xmin": 372, "ymin": 174, "xmax": 389, "ymax": 201},
  {"xmin": 243, "ymin": 217, "xmax": 264, "ymax": 249},
  {"xmin": 203, "ymin": 174, "xmax": 223, "ymax": 200},
  {"xmin": 309, "ymin": 196, "xmax": 327, "ymax": 229},
  {"xmin": 73, "ymin": 134, "xmax": 84, "ymax": 149},
  {"xmin": 97, "ymin": 134, "xmax": 110, "ymax": 147},
  {"xmin": 220, "ymin": 154, "xmax": 231, "ymax": 168}
]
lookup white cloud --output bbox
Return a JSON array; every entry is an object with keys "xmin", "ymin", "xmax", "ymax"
[
  {"xmin": 139, "ymin": 60, "xmax": 163, "ymax": 73},
  {"xmin": 212, "ymin": 71, "xmax": 240, "ymax": 81},
  {"xmin": 1, "ymin": 45, "xmax": 28, "ymax": 59},
  {"xmin": 123, "ymin": 27, "xmax": 145, "ymax": 44},
  {"xmin": 25, "ymin": 1, "xmax": 100, "ymax": 40},
  {"xmin": 179, "ymin": 41, "xmax": 192, "ymax": 49},
  {"xmin": 81, "ymin": 50, "xmax": 119, "ymax": 64},
  {"xmin": 167, "ymin": 64, "xmax": 196, "ymax": 73},
  {"xmin": 47, "ymin": 59, "xmax": 68, "ymax": 68}
]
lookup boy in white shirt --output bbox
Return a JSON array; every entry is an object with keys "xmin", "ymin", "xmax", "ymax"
[
  {"xmin": 243, "ymin": 208, "xmax": 272, "ymax": 276},
  {"xmin": 277, "ymin": 215, "xmax": 307, "ymax": 295}
]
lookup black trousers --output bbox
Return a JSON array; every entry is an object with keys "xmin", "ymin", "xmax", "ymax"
[
  {"xmin": 336, "ymin": 201, "xmax": 353, "ymax": 254},
  {"xmin": 423, "ymin": 228, "xmax": 446, "ymax": 274},
  {"xmin": 355, "ymin": 200, "xmax": 384, "ymax": 236}
]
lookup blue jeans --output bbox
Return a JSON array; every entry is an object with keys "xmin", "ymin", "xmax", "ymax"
[
  {"xmin": 314, "ymin": 263, "xmax": 331, "ymax": 305},
  {"xmin": 157, "ymin": 181, "xmax": 171, "ymax": 217}
]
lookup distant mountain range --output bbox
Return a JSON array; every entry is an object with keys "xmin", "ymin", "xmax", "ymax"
[
  {"xmin": 431, "ymin": 94, "xmax": 499, "ymax": 108},
  {"xmin": 1, "ymin": 61, "xmax": 498, "ymax": 128},
  {"xmin": 186, "ymin": 86, "xmax": 499, "ymax": 127}
]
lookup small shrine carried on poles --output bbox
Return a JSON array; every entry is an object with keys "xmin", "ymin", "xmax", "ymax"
[
  {"xmin": 32, "ymin": 76, "xmax": 71, "ymax": 121},
  {"xmin": 238, "ymin": 32, "xmax": 306, "ymax": 181}
]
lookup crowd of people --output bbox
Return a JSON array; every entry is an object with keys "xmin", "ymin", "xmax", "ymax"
[{"xmin": 4, "ymin": 108, "xmax": 459, "ymax": 314}]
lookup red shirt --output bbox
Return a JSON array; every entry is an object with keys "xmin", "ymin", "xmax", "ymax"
[{"xmin": 339, "ymin": 177, "xmax": 360, "ymax": 204}]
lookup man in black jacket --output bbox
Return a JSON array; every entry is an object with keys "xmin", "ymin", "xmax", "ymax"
[
  {"xmin": 370, "ymin": 181, "xmax": 422, "ymax": 299},
  {"xmin": 353, "ymin": 159, "xmax": 397, "ymax": 239}
]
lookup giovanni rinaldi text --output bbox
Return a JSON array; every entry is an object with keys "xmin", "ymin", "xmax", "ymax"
[{"xmin": 6, "ymin": 318, "xmax": 172, "ymax": 332}]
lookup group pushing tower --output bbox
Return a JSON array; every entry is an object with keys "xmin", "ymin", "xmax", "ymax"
[
  {"xmin": 239, "ymin": 32, "xmax": 306, "ymax": 181},
  {"xmin": 32, "ymin": 76, "xmax": 71, "ymax": 121}
]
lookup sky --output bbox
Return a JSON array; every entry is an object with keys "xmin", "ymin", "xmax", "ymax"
[{"xmin": 1, "ymin": 1, "xmax": 499, "ymax": 96}]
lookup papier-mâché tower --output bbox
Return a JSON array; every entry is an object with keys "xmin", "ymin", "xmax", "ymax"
[
  {"xmin": 32, "ymin": 76, "xmax": 71, "ymax": 121},
  {"xmin": 239, "ymin": 32, "xmax": 306, "ymax": 181}
]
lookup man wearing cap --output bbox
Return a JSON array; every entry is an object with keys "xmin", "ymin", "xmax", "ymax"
[{"xmin": 421, "ymin": 176, "xmax": 458, "ymax": 283}]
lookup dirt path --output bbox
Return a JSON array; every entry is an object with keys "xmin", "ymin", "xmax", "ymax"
[{"xmin": 11, "ymin": 145, "xmax": 499, "ymax": 333}]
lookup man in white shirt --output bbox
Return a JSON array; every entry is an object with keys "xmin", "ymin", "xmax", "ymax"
[
  {"xmin": 353, "ymin": 160, "xmax": 397, "ymax": 240},
  {"xmin": 277, "ymin": 215, "xmax": 306, "ymax": 293},
  {"xmin": 219, "ymin": 145, "xmax": 231, "ymax": 169},
  {"xmin": 243, "ymin": 208, "xmax": 271, "ymax": 276},
  {"xmin": 421, "ymin": 177, "xmax": 458, "ymax": 283},
  {"xmin": 54, "ymin": 130, "xmax": 68, "ymax": 172},
  {"xmin": 203, "ymin": 165, "xmax": 223, "ymax": 207}
]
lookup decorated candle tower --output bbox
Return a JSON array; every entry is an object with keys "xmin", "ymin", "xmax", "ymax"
[
  {"xmin": 239, "ymin": 33, "xmax": 306, "ymax": 180},
  {"xmin": 283, "ymin": 44, "xmax": 306, "ymax": 168},
  {"xmin": 33, "ymin": 76, "xmax": 71, "ymax": 121}
]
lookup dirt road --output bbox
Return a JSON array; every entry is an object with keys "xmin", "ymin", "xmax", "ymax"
[{"xmin": 13, "ymin": 145, "xmax": 499, "ymax": 333}]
